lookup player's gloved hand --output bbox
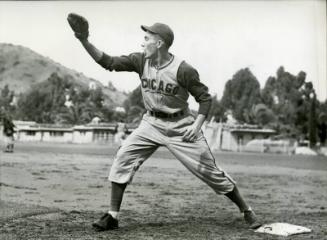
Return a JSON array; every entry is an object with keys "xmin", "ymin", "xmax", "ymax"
[
  {"xmin": 182, "ymin": 124, "xmax": 201, "ymax": 142},
  {"xmin": 67, "ymin": 13, "xmax": 89, "ymax": 40}
]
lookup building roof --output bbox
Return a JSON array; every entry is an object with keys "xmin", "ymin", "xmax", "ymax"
[{"xmin": 230, "ymin": 128, "xmax": 275, "ymax": 134}]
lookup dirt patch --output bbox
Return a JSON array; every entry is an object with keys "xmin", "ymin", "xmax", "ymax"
[{"xmin": 0, "ymin": 142, "xmax": 326, "ymax": 239}]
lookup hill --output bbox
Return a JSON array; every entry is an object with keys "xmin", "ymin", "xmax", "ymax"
[{"xmin": 0, "ymin": 43, "xmax": 127, "ymax": 106}]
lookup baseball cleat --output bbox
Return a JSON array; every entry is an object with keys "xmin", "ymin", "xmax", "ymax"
[
  {"xmin": 92, "ymin": 213, "xmax": 118, "ymax": 231},
  {"xmin": 243, "ymin": 209, "xmax": 262, "ymax": 229}
]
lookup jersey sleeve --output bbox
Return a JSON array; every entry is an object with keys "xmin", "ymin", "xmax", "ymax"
[
  {"xmin": 96, "ymin": 52, "xmax": 145, "ymax": 76},
  {"xmin": 177, "ymin": 62, "xmax": 212, "ymax": 116}
]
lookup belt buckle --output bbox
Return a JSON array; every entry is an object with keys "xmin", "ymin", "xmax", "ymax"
[
  {"xmin": 150, "ymin": 110, "xmax": 183, "ymax": 119},
  {"xmin": 153, "ymin": 111, "xmax": 165, "ymax": 118},
  {"xmin": 170, "ymin": 110, "xmax": 183, "ymax": 119},
  {"xmin": 174, "ymin": 110, "xmax": 183, "ymax": 118}
]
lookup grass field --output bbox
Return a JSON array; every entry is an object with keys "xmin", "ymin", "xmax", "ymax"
[{"xmin": 1, "ymin": 142, "xmax": 327, "ymax": 240}]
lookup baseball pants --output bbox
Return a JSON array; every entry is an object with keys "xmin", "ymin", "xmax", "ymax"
[{"xmin": 109, "ymin": 113, "xmax": 235, "ymax": 195}]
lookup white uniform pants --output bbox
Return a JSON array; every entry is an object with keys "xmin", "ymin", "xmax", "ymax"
[{"xmin": 109, "ymin": 113, "xmax": 235, "ymax": 195}]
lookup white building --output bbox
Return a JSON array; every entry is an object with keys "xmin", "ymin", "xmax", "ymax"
[
  {"xmin": 203, "ymin": 122, "xmax": 276, "ymax": 152},
  {"xmin": 3, "ymin": 121, "xmax": 136, "ymax": 144},
  {"xmin": 2, "ymin": 120, "xmax": 277, "ymax": 152}
]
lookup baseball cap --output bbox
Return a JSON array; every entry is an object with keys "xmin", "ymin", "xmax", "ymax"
[{"xmin": 141, "ymin": 23, "xmax": 174, "ymax": 47}]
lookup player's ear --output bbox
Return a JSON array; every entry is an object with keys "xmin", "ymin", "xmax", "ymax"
[{"xmin": 157, "ymin": 39, "xmax": 164, "ymax": 49}]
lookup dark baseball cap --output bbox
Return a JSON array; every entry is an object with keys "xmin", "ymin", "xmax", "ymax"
[{"xmin": 141, "ymin": 23, "xmax": 174, "ymax": 47}]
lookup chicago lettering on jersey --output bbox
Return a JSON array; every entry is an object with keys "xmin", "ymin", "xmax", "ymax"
[{"xmin": 141, "ymin": 78, "xmax": 179, "ymax": 95}]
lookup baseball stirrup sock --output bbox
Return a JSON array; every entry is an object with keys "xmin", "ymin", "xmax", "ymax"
[
  {"xmin": 225, "ymin": 186, "xmax": 249, "ymax": 213},
  {"xmin": 110, "ymin": 182, "xmax": 127, "ymax": 212}
]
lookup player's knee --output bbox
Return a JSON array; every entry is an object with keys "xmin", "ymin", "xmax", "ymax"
[{"xmin": 115, "ymin": 149, "xmax": 128, "ymax": 161}]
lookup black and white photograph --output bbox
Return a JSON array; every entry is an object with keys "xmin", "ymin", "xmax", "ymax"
[{"xmin": 0, "ymin": 0, "xmax": 326, "ymax": 239}]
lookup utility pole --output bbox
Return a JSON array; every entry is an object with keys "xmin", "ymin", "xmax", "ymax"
[{"xmin": 308, "ymin": 91, "xmax": 317, "ymax": 148}]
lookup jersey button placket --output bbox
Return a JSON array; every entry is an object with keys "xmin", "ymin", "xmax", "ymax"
[{"xmin": 155, "ymin": 68, "xmax": 160, "ymax": 106}]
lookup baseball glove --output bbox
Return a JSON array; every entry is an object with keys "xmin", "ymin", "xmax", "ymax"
[{"xmin": 67, "ymin": 13, "xmax": 89, "ymax": 40}]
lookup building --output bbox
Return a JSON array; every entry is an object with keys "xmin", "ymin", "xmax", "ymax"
[
  {"xmin": 0, "ymin": 121, "xmax": 136, "ymax": 144},
  {"xmin": 203, "ymin": 122, "xmax": 276, "ymax": 152},
  {"xmin": 2, "ymin": 120, "xmax": 277, "ymax": 153}
]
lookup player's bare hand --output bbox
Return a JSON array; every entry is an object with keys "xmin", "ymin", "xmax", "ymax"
[{"xmin": 182, "ymin": 125, "xmax": 200, "ymax": 142}]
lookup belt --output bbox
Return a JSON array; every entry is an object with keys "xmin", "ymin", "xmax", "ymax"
[{"xmin": 148, "ymin": 110, "xmax": 185, "ymax": 119}]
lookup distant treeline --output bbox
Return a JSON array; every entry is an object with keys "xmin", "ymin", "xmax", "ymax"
[
  {"xmin": 1, "ymin": 66, "xmax": 326, "ymax": 145},
  {"xmin": 208, "ymin": 66, "xmax": 327, "ymax": 145}
]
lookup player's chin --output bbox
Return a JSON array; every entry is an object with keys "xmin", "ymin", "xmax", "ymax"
[{"xmin": 144, "ymin": 52, "xmax": 154, "ymax": 59}]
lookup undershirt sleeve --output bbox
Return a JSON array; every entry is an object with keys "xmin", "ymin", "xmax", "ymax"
[
  {"xmin": 177, "ymin": 62, "xmax": 212, "ymax": 116},
  {"xmin": 96, "ymin": 52, "xmax": 145, "ymax": 77}
]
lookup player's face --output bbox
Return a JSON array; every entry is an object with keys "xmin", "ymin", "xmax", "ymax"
[{"xmin": 141, "ymin": 32, "xmax": 160, "ymax": 59}]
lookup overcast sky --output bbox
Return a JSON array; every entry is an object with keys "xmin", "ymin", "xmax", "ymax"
[{"xmin": 0, "ymin": 0, "xmax": 326, "ymax": 109}]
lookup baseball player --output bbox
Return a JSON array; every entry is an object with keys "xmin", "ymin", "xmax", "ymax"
[
  {"xmin": 67, "ymin": 13, "xmax": 261, "ymax": 231},
  {"xmin": 1, "ymin": 110, "xmax": 15, "ymax": 153},
  {"xmin": 114, "ymin": 120, "xmax": 128, "ymax": 146}
]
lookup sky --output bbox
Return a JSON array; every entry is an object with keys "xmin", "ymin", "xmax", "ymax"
[{"xmin": 0, "ymin": 0, "xmax": 326, "ymax": 109}]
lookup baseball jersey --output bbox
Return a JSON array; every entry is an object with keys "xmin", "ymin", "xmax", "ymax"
[{"xmin": 97, "ymin": 52, "xmax": 212, "ymax": 116}]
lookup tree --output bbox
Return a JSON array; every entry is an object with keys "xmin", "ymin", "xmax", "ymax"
[
  {"xmin": 207, "ymin": 94, "xmax": 226, "ymax": 122},
  {"xmin": 15, "ymin": 73, "xmax": 68, "ymax": 123},
  {"xmin": 16, "ymin": 89, "xmax": 47, "ymax": 122},
  {"xmin": 58, "ymin": 86, "xmax": 107, "ymax": 124},
  {"xmin": 15, "ymin": 73, "xmax": 108, "ymax": 124},
  {"xmin": 317, "ymin": 108, "xmax": 327, "ymax": 146},
  {"xmin": 123, "ymin": 86, "xmax": 145, "ymax": 123},
  {"xmin": 0, "ymin": 85, "xmax": 15, "ymax": 112},
  {"xmin": 221, "ymin": 68, "xmax": 261, "ymax": 123},
  {"xmin": 261, "ymin": 67, "xmax": 312, "ymax": 137},
  {"xmin": 252, "ymin": 103, "xmax": 275, "ymax": 127}
]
